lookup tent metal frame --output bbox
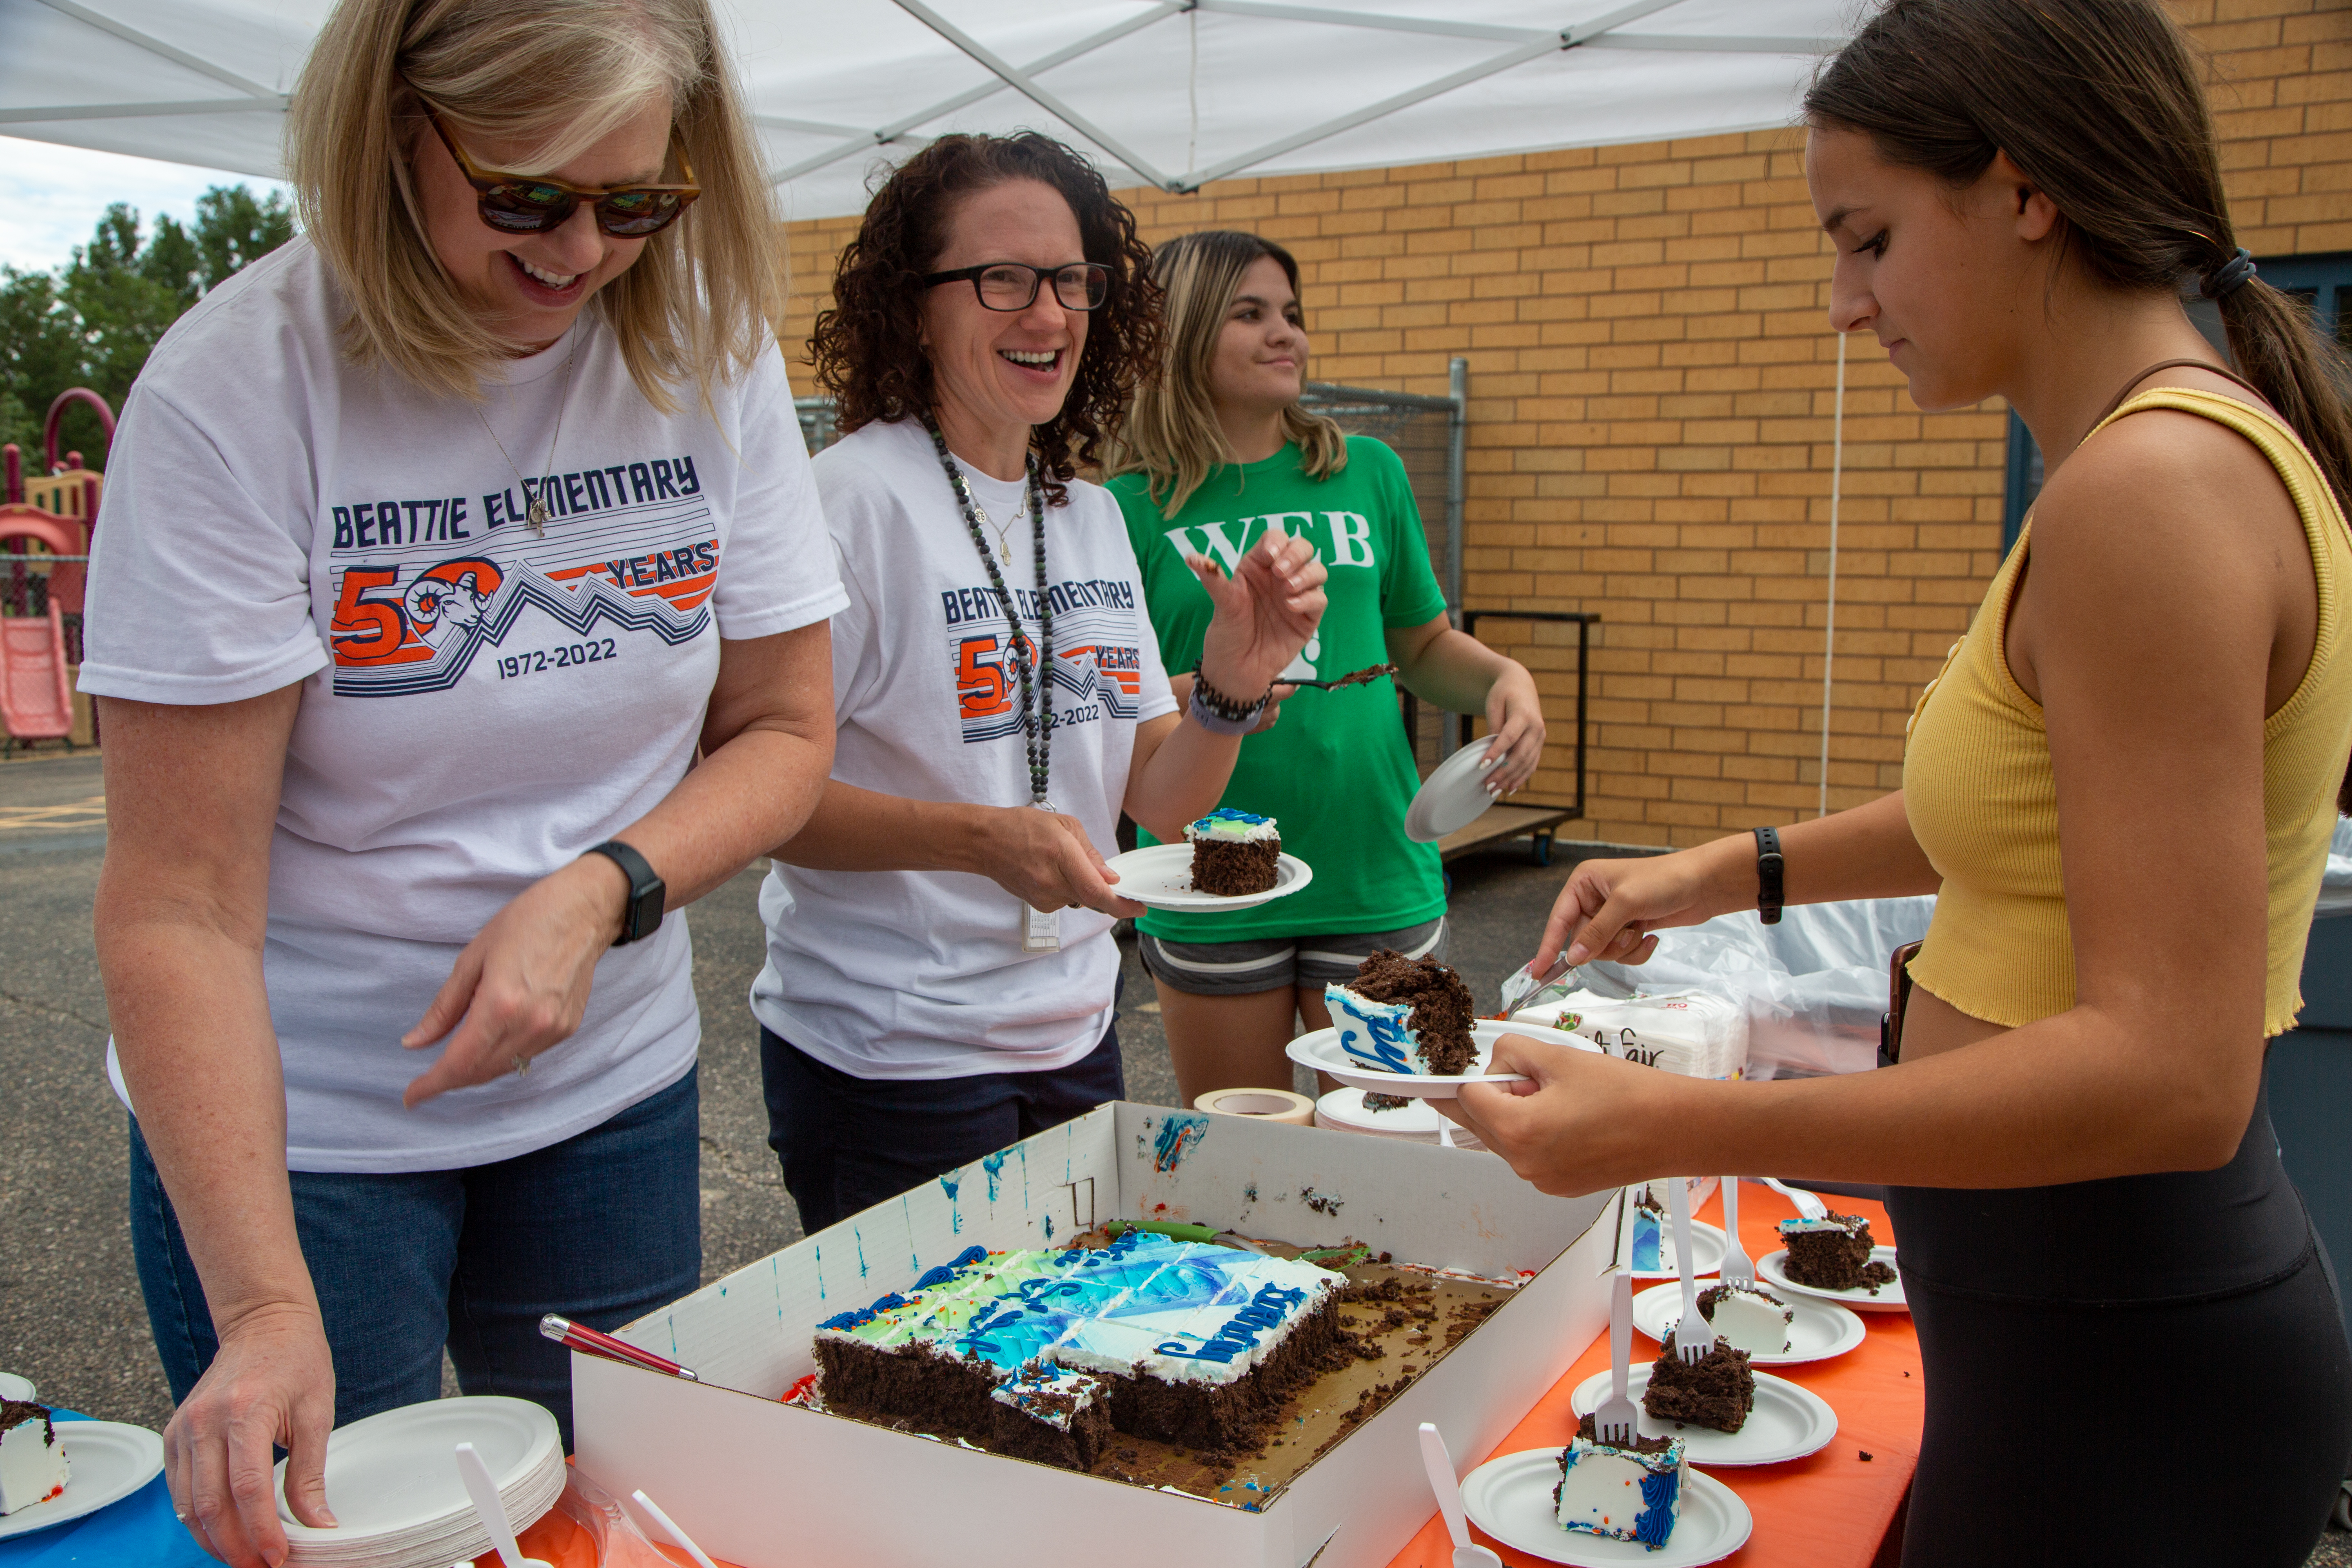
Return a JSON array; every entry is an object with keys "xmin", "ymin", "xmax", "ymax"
[{"xmin": 23, "ymin": 0, "xmax": 1844, "ymax": 195}]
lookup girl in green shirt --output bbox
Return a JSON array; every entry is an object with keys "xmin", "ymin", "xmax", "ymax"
[{"xmin": 1107, "ymin": 231, "xmax": 1546, "ymax": 1105}]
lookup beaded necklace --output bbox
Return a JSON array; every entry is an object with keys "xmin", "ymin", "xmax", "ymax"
[{"xmin": 924, "ymin": 417, "xmax": 1054, "ymax": 808}]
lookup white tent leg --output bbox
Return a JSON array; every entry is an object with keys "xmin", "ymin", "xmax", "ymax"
[{"xmin": 1818, "ymin": 329, "xmax": 1846, "ymax": 819}]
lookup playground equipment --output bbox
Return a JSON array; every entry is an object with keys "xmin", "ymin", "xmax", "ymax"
[{"xmin": 0, "ymin": 387, "xmax": 109, "ymax": 749}]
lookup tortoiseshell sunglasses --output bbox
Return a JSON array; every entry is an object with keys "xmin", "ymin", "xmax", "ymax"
[{"xmin": 422, "ymin": 102, "xmax": 700, "ymax": 238}]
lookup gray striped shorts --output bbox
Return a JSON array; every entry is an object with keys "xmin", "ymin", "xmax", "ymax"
[{"xmin": 1137, "ymin": 916, "xmax": 1448, "ymax": 997}]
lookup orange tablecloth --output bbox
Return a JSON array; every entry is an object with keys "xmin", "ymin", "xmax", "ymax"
[
  {"xmin": 529, "ymin": 1192, "xmax": 1919, "ymax": 1568},
  {"xmin": 1382, "ymin": 1192, "xmax": 1920, "ymax": 1568}
]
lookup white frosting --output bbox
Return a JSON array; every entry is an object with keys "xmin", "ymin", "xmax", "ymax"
[
  {"xmin": 0, "ymin": 1410, "xmax": 67, "ymax": 1516},
  {"xmin": 1324, "ymin": 984, "xmax": 1456, "ymax": 1075},
  {"xmin": 1184, "ymin": 809, "xmax": 1280, "ymax": 843},
  {"xmin": 1778, "ymin": 1214, "xmax": 1866, "ymax": 1237},
  {"xmin": 1703, "ymin": 1287, "xmax": 1793, "ymax": 1356},
  {"xmin": 1555, "ymin": 1434, "xmax": 1681, "ymax": 1545}
]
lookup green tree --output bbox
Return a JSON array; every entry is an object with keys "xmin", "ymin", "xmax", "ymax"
[{"xmin": 0, "ymin": 185, "xmax": 293, "ymax": 477}]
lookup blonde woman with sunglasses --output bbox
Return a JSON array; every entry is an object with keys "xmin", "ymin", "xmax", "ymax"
[{"xmin": 79, "ymin": 2, "xmax": 842, "ymax": 1561}]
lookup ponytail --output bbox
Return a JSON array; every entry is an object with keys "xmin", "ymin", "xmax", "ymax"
[{"xmin": 1806, "ymin": 0, "xmax": 2352, "ymax": 807}]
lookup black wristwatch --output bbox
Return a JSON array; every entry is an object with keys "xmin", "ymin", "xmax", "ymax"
[
  {"xmin": 1753, "ymin": 825, "xmax": 1784, "ymax": 927},
  {"xmin": 585, "ymin": 840, "xmax": 666, "ymax": 945}
]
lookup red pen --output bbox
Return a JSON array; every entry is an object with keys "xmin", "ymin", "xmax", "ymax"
[{"xmin": 539, "ymin": 1314, "xmax": 699, "ymax": 1382}]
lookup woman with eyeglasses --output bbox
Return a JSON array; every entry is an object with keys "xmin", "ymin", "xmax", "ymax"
[
  {"xmin": 80, "ymin": 1, "xmax": 842, "ymax": 1560},
  {"xmin": 753, "ymin": 133, "xmax": 1326, "ymax": 1234}
]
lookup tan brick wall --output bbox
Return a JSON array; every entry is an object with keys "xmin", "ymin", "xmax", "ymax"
[{"xmin": 779, "ymin": 0, "xmax": 2351, "ymax": 848}]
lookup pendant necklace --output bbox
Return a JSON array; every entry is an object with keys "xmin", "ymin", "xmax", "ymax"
[
  {"xmin": 478, "ymin": 336, "xmax": 579, "ymax": 537},
  {"xmin": 925, "ymin": 417, "xmax": 1060, "ymax": 949}
]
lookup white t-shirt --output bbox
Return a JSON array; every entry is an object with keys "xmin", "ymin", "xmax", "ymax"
[
  {"xmin": 80, "ymin": 238, "xmax": 847, "ymax": 1173},
  {"xmin": 750, "ymin": 418, "xmax": 1177, "ymax": 1078}
]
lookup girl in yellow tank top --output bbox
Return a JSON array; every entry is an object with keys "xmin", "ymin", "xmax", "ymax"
[{"xmin": 1438, "ymin": 4, "xmax": 2352, "ymax": 1561}]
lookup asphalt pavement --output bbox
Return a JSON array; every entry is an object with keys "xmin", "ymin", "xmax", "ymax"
[{"xmin": 0, "ymin": 749, "xmax": 1570, "ymax": 1432}]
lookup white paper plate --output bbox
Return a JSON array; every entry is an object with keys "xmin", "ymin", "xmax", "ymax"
[
  {"xmin": 1627, "ymin": 1219, "xmax": 1726, "ymax": 1282},
  {"xmin": 1459, "ymin": 1446, "xmax": 1753, "ymax": 1566},
  {"xmin": 1312, "ymin": 1089, "xmax": 1492, "ymax": 1149},
  {"xmin": 0, "ymin": 1372, "xmax": 33, "ymax": 1402},
  {"xmin": 1101, "ymin": 843, "xmax": 1313, "ymax": 911},
  {"xmin": 1568, "ymin": 1365, "xmax": 1837, "ymax": 1467},
  {"xmin": 1287, "ymin": 1018, "xmax": 1599, "ymax": 1098},
  {"xmin": 1405, "ymin": 735, "xmax": 1500, "ymax": 842},
  {"xmin": 272, "ymin": 1396, "xmax": 561, "ymax": 1564},
  {"xmin": 1631, "ymin": 1282, "xmax": 1866, "ymax": 1366},
  {"xmin": 0, "ymin": 1420, "xmax": 166, "ymax": 1540},
  {"xmin": 1757, "ymin": 1246, "xmax": 1907, "ymax": 1312}
]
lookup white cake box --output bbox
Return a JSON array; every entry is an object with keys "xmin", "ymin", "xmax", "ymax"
[{"xmin": 574, "ymin": 1100, "xmax": 1616, "ymax": 1568}]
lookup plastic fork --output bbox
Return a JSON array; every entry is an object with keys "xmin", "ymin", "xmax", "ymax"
[
  {"xmin": 1591, "ymin": 1271, "xmax": 1639, "ymax": 1447},
  {"xmin": 1668, "ymin": 1180, "xmax": 1710, "ymax": 1364},
  {"xmin": 1759, "ymin": 1175, "xmax": 1829, "ymax": 1221},
  {"xmin": 453, "ymin": 1442, "xmax": 552, "ymax": 1568},
  {"xmin": 1417, "ymin": 1423, "xmax": 1504, "ymax": 1568},
  {"xmin": 631, "ymin": 1488, "xmax": 721, "ymax": 1568},
  {"xmin": 1719, "ymin": 1175, "xmax": 1754, "ymax": 1286}
]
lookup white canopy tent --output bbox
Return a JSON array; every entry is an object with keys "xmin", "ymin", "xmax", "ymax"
[
  {"xmin": 0, "ymin": 0, "xmax": 1861, "ymax": 811},
  {"xmin": 2, "ymin": 0, "xmax": 1848, "ymax": 220}
]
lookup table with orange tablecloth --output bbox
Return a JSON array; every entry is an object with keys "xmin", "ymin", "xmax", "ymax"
[
  {"xmin": 522, "ymin": 1191, "xmax": 1920, "ymax": 1568},
  {"xmin": 1383, "ymin": 1191, "xmax": 1920, "ymax": 1568}
]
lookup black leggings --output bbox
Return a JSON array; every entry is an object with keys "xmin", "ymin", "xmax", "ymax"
[{"xmin": 1887, "ymin": 1077, "xmax": 2352, "ymax": 1567}]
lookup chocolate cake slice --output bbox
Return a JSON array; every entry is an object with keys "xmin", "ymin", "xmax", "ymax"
[
  {"xmin": 0, "ymin": 1400, "xmax": 67, "ymax": 1516},
  {"xmin": 1697, "ymin": 1283, "xmax": 1793, "ymax": 1356},
  {"xmin": 1185, "ymin": 808, "xmax": 1281, "ymax": 896},
  {"xmin": 1643, "ymin": 1333, "xmax": 1755, "ymax": 1434},
  {"xmin": 1324, "ymin": 949, "xmax": 1477, "ymax": 1075},
  {"xmin": 814, "ymin": 1232, "xmax": 1348, "ymax": 1468},
  {"xmin": 1778, "ymin": 1211, "xmax": 1897, "ymax": 1294},
  {"xmin": 1555, "ymin": 1412, "xmax": 1682, "ymax": 1548}
]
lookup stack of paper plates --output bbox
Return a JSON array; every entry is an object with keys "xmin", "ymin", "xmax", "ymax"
[
  {"xmin": 1313, "ymin": 1087, "xmax": 1489, "ymax": 1150},
  {"xmin": 272, "ymin": 1397, "xmax": 563, "ymax": 1568}
]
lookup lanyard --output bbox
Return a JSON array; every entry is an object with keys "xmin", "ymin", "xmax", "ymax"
[{"xmin": 924, "ymin": 419, "xmax": 1054, "ymax": 807}]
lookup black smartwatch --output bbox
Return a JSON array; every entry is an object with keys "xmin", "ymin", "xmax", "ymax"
[
  {"xmin": 1753, "ymin": 824, "xmax": 1784, "ymax": 926},
  {"xmin": 585, "ymin": 840, "xmax": 666, "ymax": 945}
]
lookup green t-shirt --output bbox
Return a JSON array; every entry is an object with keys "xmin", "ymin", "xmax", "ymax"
[{"xmin": 1109, "ymin": 437, "xmax": 1450, "ymax": 941}]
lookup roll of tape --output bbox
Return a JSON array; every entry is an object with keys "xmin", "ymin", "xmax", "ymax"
[{"xmin": 1194, "ymin": 1087, "xmax": 1315, "ymax": 1127}]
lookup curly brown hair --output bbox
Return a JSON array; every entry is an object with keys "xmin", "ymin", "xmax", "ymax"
[{"xmin": 807, "ymin": 131, "xmax": 1162, "ymax": 505}]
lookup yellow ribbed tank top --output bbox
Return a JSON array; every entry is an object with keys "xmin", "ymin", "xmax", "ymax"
[{"xmin": 1903, "ymin": 388, "xmax": 2352, "ymax": 1036}]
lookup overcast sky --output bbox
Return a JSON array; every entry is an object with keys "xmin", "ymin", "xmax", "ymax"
[{"xmin": 0, "ymin": 137, "xmax": 291, "ymax": 274}]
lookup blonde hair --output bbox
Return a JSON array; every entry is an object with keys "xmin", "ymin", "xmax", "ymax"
[
  {"xmin": 286, "ymin": 0, "xmax": 782, "ymax": 412},
  {"xmin": 1109, "ymin": 231, "xmax": 1347, "ymax": 518}
]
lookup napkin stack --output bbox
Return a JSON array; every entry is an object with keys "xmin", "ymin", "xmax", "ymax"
[{"xmin": 1512, "ymin": 989, "xmax": 1748, "ymax": 1081}]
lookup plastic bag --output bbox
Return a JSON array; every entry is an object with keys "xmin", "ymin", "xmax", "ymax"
[
  {"xmin": 1502, "ymin": 896, "xmax": 1936, "ymax": 1081},
  {"xmin": 2317, "ymin": 816, "xmax": 2352, "ymax": 920}
]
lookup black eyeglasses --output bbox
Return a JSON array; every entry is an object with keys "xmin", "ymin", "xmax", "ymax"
[
  {"xmin": 420, "ymin": 101, "xmax": 700, "ymax": 238},
  {"xmin": 922, "ymin": 262, "xmax": 1113, "ymax": 312}
]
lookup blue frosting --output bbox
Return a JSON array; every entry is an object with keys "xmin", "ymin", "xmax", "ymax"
[
  {"xmin": 1635, "ymin": 1467, "xmax": 1678, "ymax": 1549},
  {"xmin": 816, "ymin": 1291, "xmax": 910, "ymax": 1332},
  {"xmin": 911, "ymin": 1245, "xmax": 991, "ymax": 1292},
  {"xmin": 1189, "ymin": 806, "xmax": 1270, "ymax": 828}
]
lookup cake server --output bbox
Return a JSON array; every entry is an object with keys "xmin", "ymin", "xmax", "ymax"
[
  {"xmin": 1669, "ymin": 1180, "xmax": 1710, "ymax": 1364},
  {"xmin": 454, "ymin": 1441, "xmax": 552, "ymax": 1568},
  {"xmin": 538, "ymin": 1314, "xmax": 698, "ymax": 1381},
  {"xmin": 1719, "ymin": 1175, "xmax": 1755, "ymax": 1285},
  {"xmin": 1592, "ymin": 1270, "xmax": 1638, "ymax": 1446},
  {"xmin": 1757, "ymin": 1175, "xmax": 1830, "ymax": 1222},
  {"xmin": 631, "ymin": 1488, "xmax": 722, "ymax": 1568},
  {"xmin": 1416, "ymin": 1422, "xmax": 1504, "ymax": 1568}
]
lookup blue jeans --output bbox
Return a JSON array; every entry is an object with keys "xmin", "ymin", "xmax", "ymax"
[
  {"xmin": 129, "ymin": 1067, "xmax": 700, "ymax": 1452},
  {"xmin": 762, "ymin": 1024, "xmax": 1124, "ymax": 1234}
]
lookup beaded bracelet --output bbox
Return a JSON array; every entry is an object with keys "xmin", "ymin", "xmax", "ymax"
[{"xmin": 1189, "ymin": 664, "xmax": 1271, "ymax": 734}]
